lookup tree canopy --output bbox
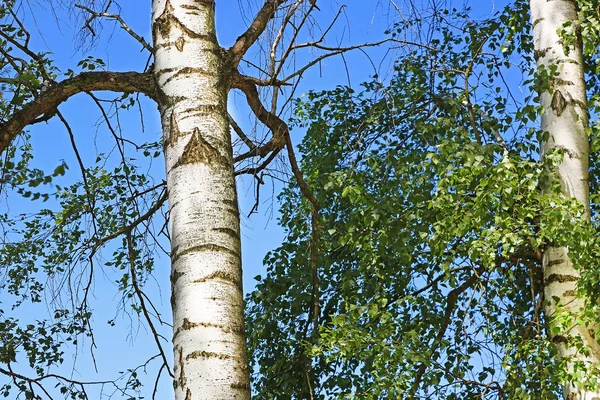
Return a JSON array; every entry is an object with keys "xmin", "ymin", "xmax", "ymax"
[{"xmin": 247, "ymin": 1, "xmax": 600, "ymax": 398}]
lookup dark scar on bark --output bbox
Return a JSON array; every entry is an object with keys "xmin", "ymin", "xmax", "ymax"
[
  {"xmin": 167, "ymin": 111, "xmax": 186, "ymax": 147},
  {"xmin": 551, "ymin": 89, "xmax": 567, "ymax": 117},
  {"xmin": 174, "ymin": 128, "xmax": 228, "ymax": 167}
]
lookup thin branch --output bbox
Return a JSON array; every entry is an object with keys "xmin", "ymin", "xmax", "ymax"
[
  {"xmin": 273, "ymin": 3, "xmax": 343, "ymax": 80},
  {"xmin": 269, "ymin": 0, "xmax": 305, "ymax": 79},
  {"xmin": 229, "ymin": 0, "xmax": 287, "ymax": 67},
  {"xmin": 235, "ymin": 150, "xmax": 280, "ymax": 176},
  {"xmin": 285, "ymin": 133, "xmax": 321, "ymax": 336},
  {"xmin": 410, "ymin": 268, "xmax": 483, "ymax": 396},
  {"xmin": 75, "ymin": 5, "xmax": 153, "ymax": 53},
  {"xmin": 56, "ymin": 110, "xmax": 99, "ymax": 236},
  {"xmin": 229, "ymin": 113, "xmax": 259, "ymax": 154},
  {"xmin": 92, "ymin": 189, "xmax": 168, "ymax": 253},
  {"xmin": 126, "ymin": 233, "xmax": 174, "ymax": 378}
]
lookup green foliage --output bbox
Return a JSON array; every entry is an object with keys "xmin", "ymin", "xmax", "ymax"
[
  {"xmin": 246, "ymin": 2, "xmax": 600, "ymax": 399},
  {"xmin": 0, "ymin": 7, "xmax": 169, "ymax": 395},
  {"xmin": 0, "ymin": 130, "xmax": 166, "ymax": 398}
]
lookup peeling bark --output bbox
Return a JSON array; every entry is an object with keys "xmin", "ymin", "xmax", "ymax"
[
  {"xmin": 152, "ymin": 0, "xmax": 249, "ymax": 398},
  {"xmin": 531, "ymin": 0, "xmax": 600, "ymax": 397}
]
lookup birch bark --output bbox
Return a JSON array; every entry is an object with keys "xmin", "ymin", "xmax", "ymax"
[
  {"xmin": 530, "ymin": 0, "xmax": 600, "ymax": 398},
  {"xmin": 152, "ymin": 0, "xmax": 249, "ymax": 399}
]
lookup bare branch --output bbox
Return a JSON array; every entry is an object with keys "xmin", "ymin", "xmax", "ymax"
[
  {"xmin": 229, "ymin": 113, "xmax": 258, "ymax": 154},
  {"xmin": 229, "ymin": 0, "xmax": 287, "ymax": 67},
  {"xmin": 126, "ymin": 233, "xmax": 174, "ymax": 379},
  {"xmin": 230, "ymin": 72, "xmax": 288, "ymax": 162},
  {"xmin": 272, "ymin": 3, "xmax": 342, "ymax": 81},
  {"xmin": 234, "ymin": 150, "xmax": 280, "ymax": 176},
  {"xmin": 282, "ymin": 39, "xmax": 399, "ymax": 83},
  {"xmin": 0, "ymin": 71, "xmax": 157, "ymax": 155},
  {"xmin": 75, "ymin": 4, "xmax": 154, "ymax": 53},
  {"xmin": 92, "ymin": 188, "xmax": 168, "ymax": 253}
]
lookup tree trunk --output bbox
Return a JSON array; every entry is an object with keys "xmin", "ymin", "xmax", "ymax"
[
  {"xmin": 152, "ymin": 0, "xmax": 250, "ymax": 399},
  {"xmin": 530, "ymin": 0, "xmax": 600, "ymax": 397}
]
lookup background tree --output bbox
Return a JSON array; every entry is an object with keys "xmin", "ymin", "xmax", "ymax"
[{"xmin": 246, "ymin": 1, "xmax": 600, "ymax": 398}]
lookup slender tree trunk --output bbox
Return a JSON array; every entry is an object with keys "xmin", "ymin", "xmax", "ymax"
[
  {"xmin": 152, "ymin": 0, "xmax": 250, "ymax": 399},
  {"xmin": 530, "ymin": 0, "xmax": 600, "ymax": 397}
]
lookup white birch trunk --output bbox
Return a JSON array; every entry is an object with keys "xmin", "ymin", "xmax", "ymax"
[
  {"xmin": 530, "ymin": 1, "xmax": 600, "ymax": 398},
  {"xmin": 152, "ymin": 1, "xmax": 250, "ymax": 398}
]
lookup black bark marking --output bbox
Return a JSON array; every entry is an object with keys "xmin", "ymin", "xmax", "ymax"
[
  {"xmin": 215, "ymin": 205, "xmax": 240, "ymax": 218},
  {"xmin": 163, "ymin": 67, "xmax": 212, "ymax": 85},
  {"xmin": 231, "ymin": 382, "xmax": 250, "ymax": 391},
  {"xmin": 173, "ymin": 319, "xmax": 199, "ymax": 340},
  {"xmin": 177, "ymin": 347, "xmax": 186, "ymax": 388},
  {"xmin": 175, "ymin": 36, "xmax": 186, "ymax": 52},
  {"xmin": 178, "ymin": 104, "xmax": 223, "ymax": 119},
  {"xmin": 214, "ymin": 227, "xmax": 239, "ymax": 239},
  {"xmin": 172, "ymin": 243, "xmax": 239, "ymax": 264},
  {"xmin": 167, "ymin": 111, "xmax": 185, "ymax": 147},
  {"xmin": 170, "ymin": 287, "xmax": 175, "ymax": 309},
  {"xmin": 181, "ymin": 4, "xmax": 200, "ymax": 10},
  {"xmin": 154, "ymin": 0, "xmax": 175, "ymax": 40},
  {"xmin": 187, "ymin": 350, "xmax": 231, "ymax": 360},
  {"xmin": 193, "ymin": 270, "xmax": 242, "ymax": 289},
  {"xmin": 174, "ymin": 320, "xmax": 244, "ymax": 339},
  {"xmin": 552, "ymin": 334, "xmax": 568, "ymax": 344},
  {"xmin": 534, "ymin": 47, "xmax": 551, "ymax": 61},
  {"xmin": 174, "ymin": 128, "xmax": 228, "ymax": 168},
  {"xmin": 194, "ymin": 0, "xmax": 215, "ymax": 7},
  {"xmin": 152, "ymin": 0, "xmax": 216, "ymax": 43},
  {"xmin": 222, "ymin": 198, "xmax": 237, "ymax": 207},
  {"xmin": 532, "ymin": 17, "xmax": 544, "ymax": 27},
  {"xmin": 547, "ymin": 258, "xmax": 566, "ymax": 267},
  {"xmin": 551, "ymin": 89, "xmax": 567, "ymax": 117},
  {"xmin": 160, "ymin": 95, "xmax": 188, "ymax": 111},
  {"xmin": 171, "ymin": 269, "xmax": 184, "ymax": 284},
  {"xmin": 182, "ymin": 318, "xmax": 198, "ymax": 330},
  {"xmin": 545, "ymin": 273, "xmax": 578, "ymax": 284},
  {"xmin": 185, "ymin": 389, "xmax": 192, "ymax": 400}
]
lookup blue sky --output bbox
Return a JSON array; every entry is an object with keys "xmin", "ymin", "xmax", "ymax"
[{"xmin": 0, "ymin": 0, "xmax": 510, "ymax": 398}]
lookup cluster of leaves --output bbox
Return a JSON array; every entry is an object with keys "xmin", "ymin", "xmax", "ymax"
[
  {"xmin": 0, "ymin": 128, "xmax": 167, "ymax": 398},
  {"xmin": 247, "ymin": 2, "xmax": 600, "ymax": 399}
]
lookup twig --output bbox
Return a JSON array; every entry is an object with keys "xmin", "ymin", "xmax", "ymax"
[
  {"xmin": 75, "ymin": 4, "xmax": 153, "ymax": 52},
  {"xmin": 284, "ymin": 133, "xmax": 321, "ymax": 336},
  {"xmin": 126, "ymin": 233, "xmax": 174, "ymax": 378}
]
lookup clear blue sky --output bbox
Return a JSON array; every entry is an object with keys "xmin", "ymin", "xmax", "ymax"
[{"xmin": 0, "ymin": 0, "xmax": 509, "ymax": 398}]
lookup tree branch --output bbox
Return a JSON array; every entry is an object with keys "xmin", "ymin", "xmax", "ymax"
[
  {"xmin": 229, "ymin": 0, "xmax": 286, "ymax": 67},
  {"xmin": 75, "ymin": 4, "xmax": 154, "ymax": 53},
  {"xmin": 0, "ymin": 71, "xmax": 157, "ymax": 155},
  {"xmin": 230, "ymin": 72, "xmax": 288, "ymax": 162}
]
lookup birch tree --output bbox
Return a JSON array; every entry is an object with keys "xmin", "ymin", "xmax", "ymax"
[
  {"xmin": 0, "ymin": 0, "xmax": 388, "ymax": 398},
  {"xmin": 530, "ymin": 0, "xmax": 600, "ymax": 398}
]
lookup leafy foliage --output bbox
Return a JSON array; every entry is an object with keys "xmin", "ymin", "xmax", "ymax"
[
  {"xmin": 0, "ymin": 1, "xmax": 169, "ymax": 393},
  {"xmin": 246, "ymin": 2, "xmax": 600, "ymax": 399}
]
